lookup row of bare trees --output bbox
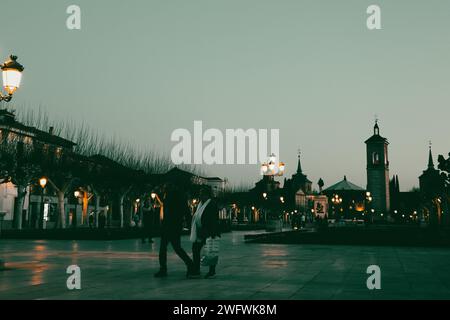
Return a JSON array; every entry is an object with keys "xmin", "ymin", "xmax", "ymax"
[{"xmin": 0, "ymin": 106, "xmax": 203, "ymax": 230}]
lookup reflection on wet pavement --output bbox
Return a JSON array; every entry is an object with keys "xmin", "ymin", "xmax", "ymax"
[{"xmin": 1, "ymin": 231, "xmax": 450, "ymax": 300}]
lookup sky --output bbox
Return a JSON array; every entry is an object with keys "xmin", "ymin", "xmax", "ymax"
[{"xmin": 1, "ymin": 0, "xmax": 449, "ymax": 190}]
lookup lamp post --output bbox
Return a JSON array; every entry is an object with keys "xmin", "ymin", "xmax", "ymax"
[
  {"xmin": 260, "ymin": 154, "xmax": 285, "ymax": 176},
  {"xmin": 39, "ymin": 177, "xmax": 47, "ymax": 230},
  {"xmin": 73, "ymin": 190, "xmax": 83, "ymax": 228},
  {"xmin": 262, "ymin": 193, "xmax": 268, "ymax": 223},
  {"xmin": 1, "ymin": 55, "xmax": 24, "ymax": 102},
  {"xmin": 331, "ymin": 194, "xmax": 343, "ymax": 219}
]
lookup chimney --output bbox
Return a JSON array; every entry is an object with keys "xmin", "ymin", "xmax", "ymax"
[{"xmin": 49, "ymin": 126, "xmax": 54, "ymax": 135}]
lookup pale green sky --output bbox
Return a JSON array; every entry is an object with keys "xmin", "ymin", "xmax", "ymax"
[{"xmin": 1, "ymin": 0, "xmax": 449, "ymax": 190}]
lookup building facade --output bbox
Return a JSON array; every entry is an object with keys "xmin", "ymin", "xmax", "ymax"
[{"xmin": 0, "ymin": 109, "xmax": 76, "ymax": 229}]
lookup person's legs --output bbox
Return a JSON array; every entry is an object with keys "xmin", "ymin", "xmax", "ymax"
[
  {"xmin": 155, "ymin": 234, "xmax": 169, "ymax": 276},
  {"xmin": 170, "ymin": 236, "xmax": 194, "ymax": 271},
  {"xmin": 205, "ymin": 263, "xmax": 217, "ymax": 278},
  {"xmin": 141, "ymin": 227, "xmax": 146, "ymax": 243},
  {"xmin": 147, "ymin": 227, "xmax": 154, "ymax": 243},
  {"xmin": 209, "ymin": 264, "xmax": 216, "ymax": 274},
  {"xmin": 192, "ymin": 242, "xmax": 203, "ymax": 274}
]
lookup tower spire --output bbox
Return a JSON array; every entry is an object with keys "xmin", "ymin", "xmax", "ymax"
[
  {"xmin": 297, "ymin": 149, "xmax": 302, "ymax": 173},
  {"xmin": 428, "ymin": 141, "xmax": 434, "ymax": 169}
]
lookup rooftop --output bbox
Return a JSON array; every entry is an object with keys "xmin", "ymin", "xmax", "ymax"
[{"xmin": 324, "ymin": 176, "xmax": 365, "ymax": 192}]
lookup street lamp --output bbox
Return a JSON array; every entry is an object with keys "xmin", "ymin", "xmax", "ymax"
[
  {"xmin": 332, "ymin": 194, "xmax": 343, "ymax": 219},
  {"xmin": 1, "ymin": 55, "xmax": 24, "ymax": 102},
  {"xmin": 261, "ymin": 153, "xmax": 285, "ymax": 176},
  {"xmin": 39, "ymin": 177, "xmax": 48, "ymax": 189},
  {"xmin": 73, "ymin": 190, "xmax": 83, "ymax": 227},
  {"xmin": 39, "ymin": 177, "xmax": 47, "ymax": 229},
  {"xmin": 332, "ymin": 194, "xmax": 343, "ymax": 205}
]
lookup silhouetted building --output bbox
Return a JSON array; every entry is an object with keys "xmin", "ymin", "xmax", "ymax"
[
  {"xmin": 419, "ymin": 146, "xmax": 444, "ymax": 199},
  {"xmin": 163, "ymin": 167, "xmax": 226, "ymax": 196},
  {"xmin": 323, "ymin": 176, "xmax": 366, "ymax": 219},
  {"xmin": 283, "ymin": 152, "xmax": 313, "ymax": 209},
  {"xmin": 419, "ymin": 146, "xmax": 446, "ymax": 225},
  {"xmin": 365, "ymin": 121, "xmax": 390, "ymax": 214},
  {"xmin": 390, "ymin": 175, "xmax": 421, "ymax": 223}
]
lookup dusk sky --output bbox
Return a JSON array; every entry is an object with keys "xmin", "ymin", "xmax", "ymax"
[{"xmin": 1, "ymin": 0, "xmax": 449, "ymax": 190}]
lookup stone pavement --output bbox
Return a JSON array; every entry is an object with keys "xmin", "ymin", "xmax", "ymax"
[{"xmin": 1, "ymin": 231, "xmax": 450, "ymax": 300}]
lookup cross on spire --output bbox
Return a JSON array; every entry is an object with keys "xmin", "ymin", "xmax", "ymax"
[
  {"xmin": 373, "ymin": 115, "xmax": 380, "ymax": 135},
  {"xmin": 428, "ymin": 140, "xmax": 434, "ymax": 169}
]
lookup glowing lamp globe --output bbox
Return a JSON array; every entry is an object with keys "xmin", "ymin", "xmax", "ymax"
[
  {"xmin": 1, "ymin": 56, "xmax": 24, "ymax": 95},
  {"xmin": 39, "ymin": 177, "xmax": 48, "ymax": 188}
]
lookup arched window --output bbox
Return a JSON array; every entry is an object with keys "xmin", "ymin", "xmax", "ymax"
[{"xmin": 372, "ymin": 152, "xmax": 380, "ymax": 165}]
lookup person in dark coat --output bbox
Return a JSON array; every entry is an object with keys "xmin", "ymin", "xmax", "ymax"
[
  {"xmin": 154, "ymin": 183, "xmax": 194, "ymax": 278},
  {"xmin": 190, "ymin": 187, "xmax": 221, "ymax": 278}
]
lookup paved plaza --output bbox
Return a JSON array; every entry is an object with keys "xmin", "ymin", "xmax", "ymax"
[{"xmin": 1, "ymin": 231, "xmax": 450, "ymax": 300}]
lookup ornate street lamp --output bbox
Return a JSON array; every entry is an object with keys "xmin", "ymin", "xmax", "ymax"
[
  {"xmin": 1, "ymin": 55, "xmax": 24, "ymax": 102},
  {"xmin": 332, "ymin": 194, "xmax": 343, "ymax": 205},
  {"xmin": 260, "ymin": 153, "xmax": 285, "ymax": 176}
]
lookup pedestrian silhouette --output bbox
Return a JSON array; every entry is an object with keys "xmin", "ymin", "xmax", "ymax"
[{"xmin": 154, "ymin": 183, "xmax": 194, "ymax": 278}]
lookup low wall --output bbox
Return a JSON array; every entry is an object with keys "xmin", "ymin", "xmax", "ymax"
[{"xmin": 245, "ymin": 226, "xmax": 450, "ymax": 247}]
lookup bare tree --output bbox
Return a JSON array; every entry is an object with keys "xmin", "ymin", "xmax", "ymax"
[{"xmin": 0, "ymin": 141, "xmax": 42, "ymax": 229}]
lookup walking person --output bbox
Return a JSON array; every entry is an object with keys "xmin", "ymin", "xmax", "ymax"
[
  {"xmin": 154, "ymin": 183, "xmax": 194, "ymax": 278},
  {"xmin": 141, "ymin": 199, "xmax": 154, "ymax": 244},
  {"xmin": 190, "ymin": 187, "xmax": 221, "ymax": 279},
  {"xmin": 98, "ymin": 210, "xmax": 106, "ymax": 229}
]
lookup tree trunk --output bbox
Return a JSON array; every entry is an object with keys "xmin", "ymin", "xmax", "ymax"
[
  {"xmin": 129, "ymin": 204, "xmax": 133, "ymax": 226},
  {"xmin": 108, "ymin": 203, "xmax": 112, "ymax": 228},
  {"xmin": 14, "ymin": 185, "xmax": 27, "ymax": 230},
  {"xmin": 94, "ymin": 193, "xmax": 100, "ymax": 228},
  {"xmin": 119, "ymin": 194, "xmax": 125, "ymax": 228},
  {"xmin": 57, "ymin": 191, "xmax": 66, "ymax": 229}
]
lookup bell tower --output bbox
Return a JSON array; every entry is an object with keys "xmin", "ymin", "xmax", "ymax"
[{"xmin": 365, "ymin": 120, "xmax": 390, "ymax": 214}]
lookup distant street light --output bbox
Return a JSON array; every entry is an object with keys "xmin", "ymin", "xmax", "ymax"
[
  {"xmin": 39, "ymin": 177, "xmax": 48, "ymax": 189},
  {"xmin": 1, "ymin": 55, "xmax": 24, "ymax": 102},
  {"xmin": 332, "ymin": 194, "xmax": 343, "ymax": 204}
]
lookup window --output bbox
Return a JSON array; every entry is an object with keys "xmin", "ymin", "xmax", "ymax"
[
  {"xmin": 23, "ymin": 136, "xmax": 33, "ymax": 145},
  {"xmin": 372, "ymin": 152, "xmax": 380, "ymax": 165}
]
